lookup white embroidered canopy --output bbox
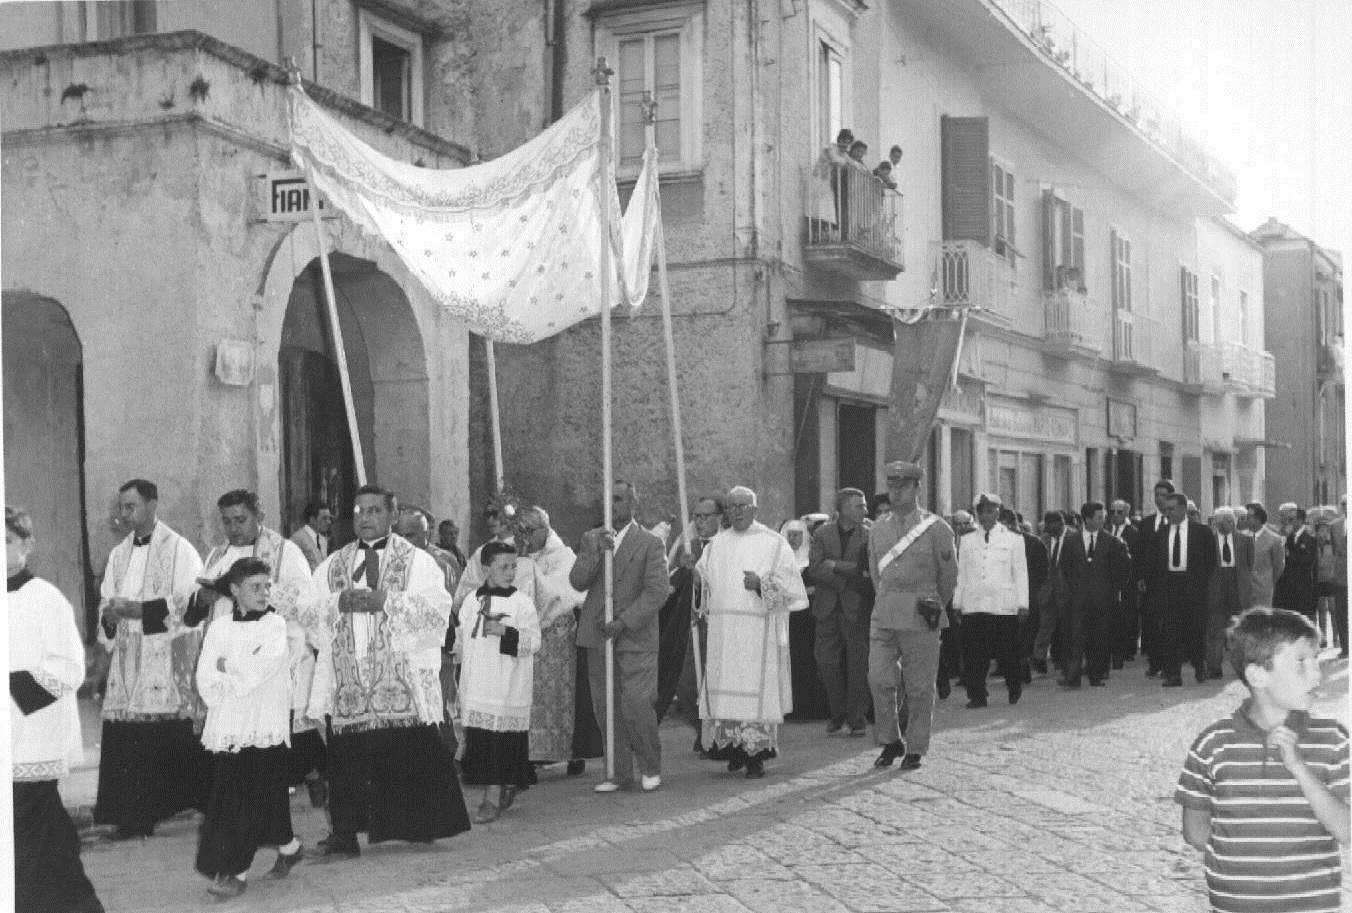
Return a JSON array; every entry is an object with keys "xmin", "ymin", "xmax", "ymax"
[{"xmin": 288, "ymin": 87, "xmax": 658, "ymax": 344}]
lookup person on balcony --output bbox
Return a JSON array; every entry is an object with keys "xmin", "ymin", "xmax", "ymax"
[{"xmin": 811, "ymin": 128, "xmax": 854, "ymax": 242}]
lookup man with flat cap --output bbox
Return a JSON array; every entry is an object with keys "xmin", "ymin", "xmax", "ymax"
[{"xmin": 867, "ymin": 461, "xmax": 957, "ymax": 772}]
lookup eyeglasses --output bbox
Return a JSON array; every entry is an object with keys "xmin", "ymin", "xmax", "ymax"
[
  {"xmin": 725, "ymin": 503, "xmax": 755, "ymax": 511},
  {"xmin": 692, "ymin": 512, "xmax": 721, "ymax": 520}
]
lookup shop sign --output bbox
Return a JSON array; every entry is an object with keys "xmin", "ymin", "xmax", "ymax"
[
  {"xmin": 986, "ymin": 398, "xmax": 1076, "ymax": 444},
  {"xmin": 254, "ymin": 170, "xmax": 335, "ymax": 222},
  {"xmin": 826, "ymin": 343, "xmax": 892, "ymax": 402},
  {"xmin": 792, "ymin": 338, "xmax": 856, "ymax": 374},
  {"xmin": 1107, "ymin": 399, "xmax": 1137, "ymax": 441}
]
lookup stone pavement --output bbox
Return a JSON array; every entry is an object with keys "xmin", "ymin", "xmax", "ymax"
[{"xmin": 73, "ymin": 654, "xmax": 1351, "ymax": 913}]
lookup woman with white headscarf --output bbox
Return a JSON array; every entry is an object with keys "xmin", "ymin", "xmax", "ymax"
[{"xmin": 779, "ymin": 519, "xmax": 812, "ymax": 585}]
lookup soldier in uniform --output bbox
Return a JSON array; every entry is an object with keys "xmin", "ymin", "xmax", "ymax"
[{"xmin": 867, "ymin": 461, "xmax": 958, "ymax": 772}]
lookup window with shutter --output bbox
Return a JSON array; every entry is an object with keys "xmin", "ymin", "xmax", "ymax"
[
  {"xmin": 991, "ymin": 160, "xmax": 1016, "ymax": 265},
  {"xmin": 1042, "ymin": 191, "xmax": 1086, "ymax": 292},
  {"xmin": 1110, "ymin": 229, "xmax": 1132, "ymax": 312},
  {"xmin": 941, "ymin": 116, "xmax": 990, "ymax": 245},
  {"xmin": 1180, "ymin": 266, "xmax": 1199, "ymax": 343}
]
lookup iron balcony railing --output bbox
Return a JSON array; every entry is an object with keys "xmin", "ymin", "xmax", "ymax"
[
  {"xmin": 934, "ymin": 240, "xmax": 1013, "ymax": 313},
  {"xmin": 1183, "ymin": 343, "xmax": 1275, "ymax": 397},
  {"xmin": 804, "ymin": 159, "xmax": 904, "ymax": 277},
  {"xmin": 1043, "ymin": 288, "xmax": 1104, "ymax": 354},
  {"xmin": 989, "ymin": 0, "xmax": 1237, "ymax": 204}
]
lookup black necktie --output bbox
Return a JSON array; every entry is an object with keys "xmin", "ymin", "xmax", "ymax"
[
  {"xmin": 1222, "ymin": 536, "xmax": 1232, "ymax": 565},
  {"xmin": 354, "ymin": 538, "xmax": 387, "ymax": 588},
  {"xmin": 1089, "ymin": 533, "xmax": 1096, "ymax": 559},
  {"xmin": 984, "ymin": 530, "xmax": 990, "ymax": 544},
  {"xmin": 1051, "ymin": 539, "xmax": 1060, "ymax": 567},
  {"xmin": 132, "ymin": 533, "xmax": 152, "ymax": 548},
  {"xmin": 1171, "ymin": 528, "xmax": 1181, "ymax": 569}
]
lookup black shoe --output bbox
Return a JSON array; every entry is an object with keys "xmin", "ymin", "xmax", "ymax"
[
  {"xmin": 1008, "ymin": 688, "xmax": 1021, "ymax": 705},
  {"xmin": 1162, "ymin": 676, "xmax": 1183, "ymax": 688},
  {"xmin": 567, "ymin": 759, "xmax": 586, "ymax": 776},
  {"xmin": 898, "ymin": 753, "xmax": 922, "ymax": 772},
  {"xmin": 826, "ymin": 717, "xmax": 846, "ymax": 734},
  {"xmin": 1111, "ymin": 658, "xmax": 1124, "ymax": 671},
  {"xmin": 1089, "ymin": 678, "xmax": 1106, "ymax": 687},
  {"xmin": 704, "ymin": 744, "xmax": 731, "ymax": 762},
  {"xmin": 745, "ymin": 758, "xmax": 765, "ymax": 779},
  {"xmin": 936, "ymin": 677, "xmax": 951, "ymax": 699},
  {"xmin": 265, "ymin": 844, "xmax": 304, "ymax": 880},
  {"xmin": 727, "ymin": 749, "xmax": 747, "ymax": 773},
  {"xmin": 1207, "ymin": 667, "xmax": 1223, "ymax": 681},
  {"xmin": 309, "ymin": 835, "xmax": 360, "ymax": 861},
  {"xmin": 306, "ymin": 776, "xmax": 328, "ymax": 809},
  {"xmin": 1194, "ymin": 668, "xmax": 1207, "ymax": 684},
  {"xmin": 1056, "ymin": 677, "xmax": 1081, "ymax": 689},
  {"xmin": 874, "ymin": 741, "xmax": 906, "ymax": 768},
  {"xmin": 207, "ymin": 876, "xmax": 247, "ymax": 899},
  {"xmin": 964, "ymin": 697, "xmax": 987, "ymax": 709},
  {"xmin": 1031, "ymin": 659, "xmax": 1048, "ymax": 676}
]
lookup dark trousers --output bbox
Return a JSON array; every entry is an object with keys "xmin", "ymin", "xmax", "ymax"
[
  {"xmin": 93, "ymin": 719, "xmax": 209, "ymax": 830},
  {"xmin": 938, "ymin": 612, "xmax": 962, "ymax": 686},
  {"xmin": 1141, "ymin": 587, "xmax": 1165, "ymax": 671},
  {"xmin": 1114, "ymin": 589, "xmax": 1141, "ymax": 661},
  {"xmin": 14, "ymin": 780, "xmax": 103, "ymax": 913},
  {"xmin": 1064, "ymin": 598, "xmax": 1112, "ymax": 683},
  {"xmin": 960, "ymin": 614, "xmax": 1022, "ymax": 701},
  {"xmin": 1160, "ymin": 574, "xmax": 1207, "ymax": 678},
  {"xmin": 813, "ymin": 608, "xmax": 871, "ymax": 726},
  {"xmin": 1334, "ymin": 586, "xmax": 1349, "ymax": 656}
]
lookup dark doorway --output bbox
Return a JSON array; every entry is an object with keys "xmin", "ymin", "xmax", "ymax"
[
  {"xmin": 279, "ymin": 347, "xmax": 357, "ymax": 546},
  {"xmin": 837, "ymin": 403, "xmax": 877, "ymax": 495}
]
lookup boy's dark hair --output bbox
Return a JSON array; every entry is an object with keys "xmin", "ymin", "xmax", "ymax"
[
  {"xmin": 1246, "ymin": 502, "xmax": 1268, "ymax": 525},
  {"xmin": 480, "ymin": 540, "xmax": 518, "ymax": 567},
  {"xmin": 214, "ymin": 557, "xmax": 272, "ymax": 593},
  {"xmin": 1153, "ymin": 479, "xmax": 1175, "ymax": 495},
  {"xmin": 1227, "ymin": 607, "xmax": 1320, "ymax": 685},
  {"xmin": 119, "ymin": 478, "xmax": 158, "ymax": 501},
  {"xmin": 1043, "ymin": 511, "xmax": 1063, "ymax": 526},
  {"xmin": 1080, "ymin": 501, "xmax": 1105, "ymax": 520}
]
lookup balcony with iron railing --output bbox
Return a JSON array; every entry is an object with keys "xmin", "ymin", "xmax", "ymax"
[
  {"xmin": 1183, "ymin": 343, "xmax": 1276, "ymax": 397},
  {"xmin": 987, "ymin": 0, "xmax": 1237, "ymax": 206},
  {"xmin": 1107, "ymin": 309, "xmax": 1159, "ymax": 376},
  {"xmin": 933, "ymin": 240, "xmax": 1014, "ymax": 314},
  {"xmin": 804, "ymin": 160, "xmax": 904, "ymax": 281},
  {"xmin": 1042, "ymin": 287, "xmax": 1104, "ymax": 357}
]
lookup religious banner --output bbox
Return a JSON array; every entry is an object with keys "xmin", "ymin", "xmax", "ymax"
[
  {"xmin": 885, "ymin": 313, "xmax": 965, "ymax": 463},
  {"xmin": 288, "ymin": 87, "xmax": 658, "ymax": 344}
]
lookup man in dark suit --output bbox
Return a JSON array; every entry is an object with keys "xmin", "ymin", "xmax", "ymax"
[
  {"xmin": 808, "ymin": 488, "xmax": 873, "ymax": 736},
  {"xmin": 1205, "ymin": 507, "xmax": 1253, "ymax": 679},
  {"xmin": 1003, "ymin": 508, "xmax": 1048, "ymax": 686},
  {"xmin": 1057, "ymin": 502, "xmax": 1133, "ymax": 687},
  {"xmin": 1105, "ymin": 500, "xmax": 1140, "ymax": 667},
  {"xmin": 570, "ymin": 481, "xmax": 671, "ymax": 793},
  {"xmin": 1154, "ymin": 492, "xmax": 1217, "ymax": 686},
  {"xmin": 1136, "ymin": 480, "xmax": 1176, "ymax": 677},
  {"xmin": 1273, "ymin": 503, "xmax": 1318, "ymax": 624}
]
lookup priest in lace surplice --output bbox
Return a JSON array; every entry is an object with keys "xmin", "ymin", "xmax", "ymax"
[
  {"xmin": 93, "ymin": 479, "xmax": 207, "ymax": 840},
  {"xmin": 696, "ymin": 487, "xmax": 809, "ymax": 780},
  {"xmin": 299, "ymin": 485, "xmax": 469, "ymax": 860}
]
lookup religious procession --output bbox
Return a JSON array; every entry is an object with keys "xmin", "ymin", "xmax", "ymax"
[{"xmin": 3, "ymin": 1, "xmax": 1348, "ymax": 912}]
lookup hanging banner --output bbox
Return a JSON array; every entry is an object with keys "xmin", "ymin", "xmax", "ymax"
[{"xmin": 288, "ymin": 87, "xmax": 657, "ymax": 344}]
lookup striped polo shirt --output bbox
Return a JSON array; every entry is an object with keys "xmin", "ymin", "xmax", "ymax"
[{"xmin": 1176, "ymin": 702, "xmax": 1349, "ymax": 913}]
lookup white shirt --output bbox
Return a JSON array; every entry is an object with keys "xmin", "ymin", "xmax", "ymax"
[
  {"xmin": 612, "ymin": 520, "xmax": 637, "ymax": 553},
  {"xmin": 954, "ymin": 523, "xmax": 1029, "ymax": 615},
  {"xmin": 1048, "ymin": 531, "xmax": 1068, "ymax": 568},
  {"xmin": 1218, "ymin": 532, "xmax": 1235, "ymax": 568},
  {"xmin": 1168, "ymin": 519, "xmax": 1190, "ymax": 572},
  {"xmin": 1081, "ymin": 530, "xmax": 1099, "ymax": 562},
  {"xmin": 117, "ymin": 540, "xmax": 152, "ymax": 599}
]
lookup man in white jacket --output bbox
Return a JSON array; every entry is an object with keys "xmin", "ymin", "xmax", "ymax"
[{"xmin": 953, "ymin": 493, "xmax": 1029, "ymax": 708}]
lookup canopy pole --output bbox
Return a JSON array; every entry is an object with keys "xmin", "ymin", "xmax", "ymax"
[
  {"xmin": 595, "ymin": 57, "xmax": 617, "ymax": 786},
  {"xmin": 484, "ymin": 338, "xmax": 505, "ymax": 491},
  {"xmin": 309, "ymin": 200, "xmax": 368, "ymax": 486},
  {"xmin": 642, "ymin": 92, "xmax": 701, "ymax": 711}
]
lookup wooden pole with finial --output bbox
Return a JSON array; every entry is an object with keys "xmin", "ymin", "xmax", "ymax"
[
  {"xmin": 594, "ymin": 56, "xmax": 618, "ymax": 787},
  {"xmin": 286, "ymin": 59, "xmax": 367, "ymax": 485}
]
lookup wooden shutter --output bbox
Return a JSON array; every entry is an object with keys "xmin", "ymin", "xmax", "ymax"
[
  {"xmin": 1041, "ymin": 189, "xmax": 1056, "ymax": 290},
  {"xmin": 941, "ymin": 116, "xmax": 990, "ymax": 244},
  {"xmin": 1071, "ymin": 207, "xmax": 1085, "ymax": 286}
]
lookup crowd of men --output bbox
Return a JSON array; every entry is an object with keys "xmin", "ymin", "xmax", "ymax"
[{"xmin": 16, "ymin": 465, "xmax": 1345, "ymax": 905}]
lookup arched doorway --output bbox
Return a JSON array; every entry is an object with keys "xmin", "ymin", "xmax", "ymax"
[
  {"xmin": 2, "ymin": 292, "xmax": 93, "ymax": 637},
  {"xmin": 278, "ymin": 255, "xmax": 430, "ymax": 545}
]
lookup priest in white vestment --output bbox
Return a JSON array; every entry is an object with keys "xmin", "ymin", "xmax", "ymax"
[
  {"xmin": 93, "ymin": 479, "xmax": 207, "ymax": 840},
  {"xmin": 696, "ymin": 487, "xmax": 809, "ymax": 779}
]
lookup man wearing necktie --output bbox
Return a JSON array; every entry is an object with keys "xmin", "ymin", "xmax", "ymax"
[
  {"xmin": 1058, "ymin": 502, "xmax": 1132, "ymax": 688},
  {"xmin": 1204, "ymin": 507, "xmax": 1253, "ymax": 680},
  {"xmin": 1032, "ymin": 511, "xmax": 1070, "ymax": 677},
  {"xmin": 952, "ymin": 494, "xmax": 1028, "ymax": 708},
  {"xmin": 1154, "ymin": 493, "xmax": 1216, "ymax": 687},
  {"xmin": 1106, "ymin": 500, "xmax": 1142, "ymax": 667},
  {"xmin": 1137, "ymin": 481, "xmax": 1176, "ymax": 677}
]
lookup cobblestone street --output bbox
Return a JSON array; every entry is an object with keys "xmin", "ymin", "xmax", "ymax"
[{"xmin": 75, "ymin": 655, "xmax": 1350, "ymax": 913}]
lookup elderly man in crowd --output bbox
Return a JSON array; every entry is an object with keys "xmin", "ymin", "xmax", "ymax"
[
  {"xmin": 1274, "ymin": 502, "xmax": 1318, "ymax": 624},
  {"xmin": 696, "ymin": 486, "xmax": 808, "ymax": 779},
  {"xmin": 953, "ymin": 494, "xmax": 1028, "ymax": 708},
  {"xmin": 395, "ymin": 507, "xmax": 461, "ymax": 595},
  {"xmin": 808, "ymin": 487, "xmax": 872, "ymax": 736},
  {"xmin": 867, "ymin": 461, "xmax": 957, "ymax": 772},
  {"xmin": 1204, "ymin": 507, "xmax": 1253, "ymax": 680},
  {"xmin": 517, "ymin": 506, "xmax": 586, "ymax": 769}
]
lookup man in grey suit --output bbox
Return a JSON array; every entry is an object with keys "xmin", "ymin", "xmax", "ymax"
[
  {"xmin": 1204, "ymin": 507, "xmax": 1253, "ymax": 679},
  {"xmin": 570, "ymin": 481, "xmax": 671, "ymax": 794},
  {"xmin": 808, "ymin": 488, "xmax": 872, "ymax": 736},
  {"xmin": 290, "ymin": 500, "xmax": 332, "ymax": 571},
  {"xmin": 1246, "ymin": 502, "xmax": 1285, "ymax": 607}
]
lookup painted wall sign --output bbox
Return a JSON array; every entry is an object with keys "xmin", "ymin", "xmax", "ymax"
[
  {"xmin": 986, "ymin": 397, "xmax": 1077, "ymax": 445},
  {"xmin": 255, "ymin": 170, "xmax": 334, "ymax": 222}
]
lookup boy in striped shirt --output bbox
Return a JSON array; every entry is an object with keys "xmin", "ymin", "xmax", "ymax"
[{"xmin": 1176, "ymin": 608, "xmax": 1349, "ymax": 912}]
